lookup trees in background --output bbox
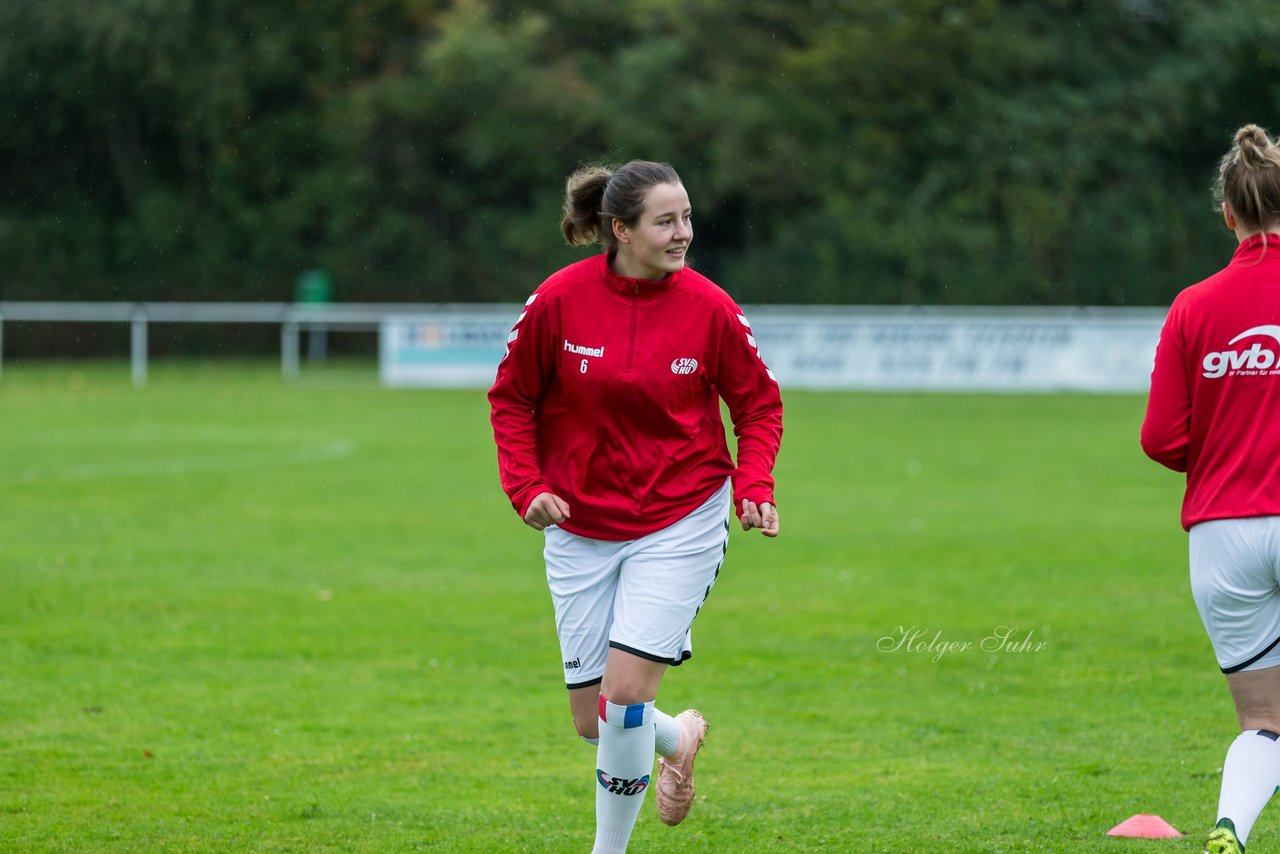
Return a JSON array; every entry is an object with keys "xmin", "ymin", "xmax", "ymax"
[{"xmin": 2, "ymin": 0, "xmax": 1278, "ymax": 309}]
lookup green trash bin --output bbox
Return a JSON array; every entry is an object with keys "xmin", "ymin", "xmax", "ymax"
[
  {"xmin": 295, "ymin": 269, "xmax": 332, "ymax": 306},
  {"xmin": 295, "ymin": 270, "xmax": 332, "ymax": 361}
]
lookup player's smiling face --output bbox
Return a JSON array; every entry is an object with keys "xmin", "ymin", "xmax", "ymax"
[{"xmin": 612, "ymin": 182, "xmax": 692, "ymax": 281}]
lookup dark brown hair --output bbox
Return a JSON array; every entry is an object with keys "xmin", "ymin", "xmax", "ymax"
[
  {"xmin": 561, "ymin": 160, "xmax": 682, "ymax": 250},
  {"xmin": 1214, "ymin": 124, "xmax": 1280, "ymax": 235}
]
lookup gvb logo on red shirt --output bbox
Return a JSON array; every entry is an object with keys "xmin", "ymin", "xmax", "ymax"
[
  {"xmin": 1202, "ymin": 325, "xmax": 1280, "ymax": 378},
  {"xmin": 670, "ymin": 357, "xmax": 698, "ymax": 375},
  {"xmin": 597, "ymin": 770, "xmax": 649, "ymax": 796}
]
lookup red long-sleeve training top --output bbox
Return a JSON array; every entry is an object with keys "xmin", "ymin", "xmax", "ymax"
[
  {"xmin": 489, "ymin": 253, "xmax": 784, "ymax": 541},
  {"xmin": 1141, "ymin": 233, "xmax": 1280, "ymax": 530}
]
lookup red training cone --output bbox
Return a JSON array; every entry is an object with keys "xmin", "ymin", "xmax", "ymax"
[{"xmin": 1107, "ymin": 814, "xmax": 1184, "ymax": 838}]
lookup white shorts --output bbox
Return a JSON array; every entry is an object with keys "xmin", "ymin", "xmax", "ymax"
[
  {"xmin": 1190, "ymin": 516, "xmax": 1280, "ymax": 673},
  {"xmin": 544, "ymin": 479, "xmax": 731, "ymax": 688}
]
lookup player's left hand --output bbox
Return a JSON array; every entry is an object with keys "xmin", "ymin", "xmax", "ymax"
[{"xmin": 739, "ymin": 500, "xmax": 779, "ymax": 538}]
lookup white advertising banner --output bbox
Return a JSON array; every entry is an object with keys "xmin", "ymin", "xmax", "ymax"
[
  {"xmin": 379, "ymin": 309, "xmax": 517, "ymax": 388},
  {"xmin": 379, "ymin": 306, "xmax": 1167, "ymax": 393},
  {"xmin": 747, "ymin": 307, "xmax": 1167, "ymax": 392}
]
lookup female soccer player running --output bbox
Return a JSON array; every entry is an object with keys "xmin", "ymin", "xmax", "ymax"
[
  {"xmin": 1143, "ymin": 125, "xmax": 1280, "ymax": 854},
  {"xmin": 489, "ymin": 160, "xmax": 784, "ymax": 853}
]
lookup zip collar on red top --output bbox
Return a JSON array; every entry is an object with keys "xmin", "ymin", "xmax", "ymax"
[
  {"xmin": 1230, "ymin": 232, "xmax": 1280, "ymax": 264},
  {"xmin": 598, "ymin": 252, "xmax": 682, "ymax": 296}
]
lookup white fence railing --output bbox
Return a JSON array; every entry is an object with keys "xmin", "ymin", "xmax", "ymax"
[
  {"xmin": 0, "ymin": 302, "xmax": 1169, "ymax": 392},
  {"xmin": 0, "ymin": 302, "xmax": 505, "ymax": 387}
]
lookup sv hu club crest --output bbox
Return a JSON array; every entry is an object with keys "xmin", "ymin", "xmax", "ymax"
[
  {"xmin": 597, "ymin": 770, "xmax": 650, "ymax": 796},
  {"xmin": 670, "ymin": 357, "xmax": 698, "ymax": 375}
]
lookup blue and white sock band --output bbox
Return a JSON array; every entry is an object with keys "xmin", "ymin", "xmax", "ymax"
[{"xmin": 598, "ymin": 695, "xmax": 654, "ymax": 730}]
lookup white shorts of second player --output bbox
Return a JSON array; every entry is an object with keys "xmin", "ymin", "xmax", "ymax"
[
  {"xmin": 544, "ymin": 478, "xmax": 731, "ymax": 689},
  {"xmin": 1191, "ymin": 515, "xmax": 1280, "ymax": 673}
]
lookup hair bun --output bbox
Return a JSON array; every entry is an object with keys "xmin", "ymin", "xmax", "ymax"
[
  {"xmin": 561, "ymin": 166, "xmax": 613, "ymax": 246},
  {"xmin": 1235, "ymin": 124, "xmax": 1273, "ymax": 166},
  {"xmin": 1216, "ymin": 123, "xmax": 1280, "ymax": 233}
]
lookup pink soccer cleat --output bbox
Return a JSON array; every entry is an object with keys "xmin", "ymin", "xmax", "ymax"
[{"xmin": 655, "ymin": 709, "xmax": 708, "ymax": 826}]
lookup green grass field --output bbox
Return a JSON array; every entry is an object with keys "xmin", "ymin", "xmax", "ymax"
[{"xmin": 0, "ymin": 360, "xmax": 1249, "ymax": 852}]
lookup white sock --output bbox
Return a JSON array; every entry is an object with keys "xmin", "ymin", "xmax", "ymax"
[
  {"xmin": 593, "ymin": 696, "xmax": 655, "ymax": 854},
  {"xmin": 1218, "ymin": 728, "xmax": 1280, "ymax": 844},
  {"xmin": 581, "ymin": 735, "xmax": 600, "ymax": 747},
  {"xmin": 653, "ymin": 707, "xmax": 681, "ymax": 758}
]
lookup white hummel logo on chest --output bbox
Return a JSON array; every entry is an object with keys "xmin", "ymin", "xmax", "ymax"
[{"xmin": 564, "ymin": 339, "xmax": 605, "ymax": 358}]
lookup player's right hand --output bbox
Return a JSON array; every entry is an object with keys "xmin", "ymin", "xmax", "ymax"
[{"xmin": 524, "ymin": 492, "xmax": 571, "ymax": 531}]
